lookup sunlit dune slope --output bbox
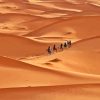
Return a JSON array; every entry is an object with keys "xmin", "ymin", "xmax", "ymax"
[
  {"xmin": 22, "ymin": 36, "xmax": 100, "ymax": 75},
  {"xmin": 0, "ymin": 1, "xmax": 47, "ymax": 15},
  {"xmin": 55, "ymin": 51, "xmax": 100, "ymax": 75},
  {"xmin": 1, "ymin": 0, "xmax": 100, "ymax": 19},
  {"xmin": 1, "ymin": 56, "xmax": 100, "ymax": 88},
  {"xmin": 23, "ymin": 50, "xmax": 100, "ymax": 75},
  {"xmin": 0, "ymin": 56, "xmax": 71, "ymax": 88},
  {"xmin": 0, "ymin": 13, "xmax": 60, "ymax": 36}
]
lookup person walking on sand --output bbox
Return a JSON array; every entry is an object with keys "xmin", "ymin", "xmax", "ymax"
[
  {"xmin": 60, "ymin": 43, "xmax": 63, "ymax": 51},
  {"xmin": 68, "ymin": 40, "xmax": 71, "ymax": 48},
  {"xmin": 53, "ymin": 44, "xmax": 57, "ymax": 52},
  {"xmin": 64, "ymin": 41, "xmax": 68, "ymax": 48},
  {"xmin": 47, "ymin": 46, "xmax": 52, "ymax": 55}
]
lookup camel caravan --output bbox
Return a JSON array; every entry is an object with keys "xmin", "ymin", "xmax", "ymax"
[{"xmin": 47, "ymin": 40, "xmax": 72, "ymax": 55}]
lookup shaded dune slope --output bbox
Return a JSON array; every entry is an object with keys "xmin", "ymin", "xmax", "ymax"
[
  {"xmin": 0, "ymin": 84, "xmax": 100, "ymax": 100},
  {"xmin": 0, "ymin": 34, "xmax": 53, "ymax": 58}
]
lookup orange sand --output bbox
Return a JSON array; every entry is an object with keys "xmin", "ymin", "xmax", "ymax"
[{"xmin": 0, "ymin": 0, "xmax": 100, "ymax": 100}]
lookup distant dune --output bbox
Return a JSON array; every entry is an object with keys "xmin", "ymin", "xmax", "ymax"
[{"xmin": 1, "ymin": 55, "xmax": 100, "ymax": 89}]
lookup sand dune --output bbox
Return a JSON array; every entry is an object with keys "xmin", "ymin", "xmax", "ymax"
[
  {"xmin": 0, "ymin": 84, "xmax": 100, "ymax": 100},
  {"xmin": 21, "ymin": 36, "xmax": 100, "ymax": 75},
  {"xmin": 0, "ymin": 13, "xmax": 60, "ymax": 36},
  {"xmin": 28, "ymin": 0, "xmax": 100, "ymax": 18},
  {"xmin": 0, "ymin": 13, "xmax": 39, "ymax": 35},
  {"xmin": 21, "ymin": 18, "xmax": 60, "ymax": 35},
  {"xmin": 72, "ymin": 36, "xmax": 100, "ymax": 51},
  {"xmin": 26, "ymin": 16, "xmax": 100, "ymax": 39},
  {"xmin": 0, "ymin": 56, "xmax": 72, "ymax": 88},
  {"xmin": 1, "ymin": 55, "xmax": 100, "ymax": 89},
  {"xmin": 0, "ymin": 0, "xmax": 100, "ymax": 99},
  {"xmin": 1, "ymin": 0, "xmax": 100, "ymax": 36},
  {"xmin": 0, "ymin": 13, "xmax": 37, "ymax": 23},
  {"xmin": 0, "ymin": 34, "xmax": 54, "ymax": 58},
  {"xmin": 22, "ymin": 50, "xmax": 100, "ymax": 75}
]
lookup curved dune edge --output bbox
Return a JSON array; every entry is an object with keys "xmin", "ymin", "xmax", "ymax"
[
  {"xmin": 21, "ymin": 36, "xmax": 100, "ymax": 75},
  {"xmin": 70, "ymin": 36, "xmax": 100, "ymax": 51},
  {"xmin": 0, "ymin": 13, "xmax": 46, "ymax": 35},
  {"xmin": 22, "ymin": 50, "xmax": 100, "ymax": 76},
  {"xmin": 1, "ymin": 56, "xmax": 100, "ymax": 88}
]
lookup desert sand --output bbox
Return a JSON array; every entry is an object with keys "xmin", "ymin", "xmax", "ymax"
[{"xmin": 0, "ymin": 0, "xmax": 100, "ymax": 100}]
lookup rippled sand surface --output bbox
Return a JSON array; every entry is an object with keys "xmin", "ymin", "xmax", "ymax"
[{"xmin": 0, "ymin": 0, "xmax": 100, "ymax": 100}]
